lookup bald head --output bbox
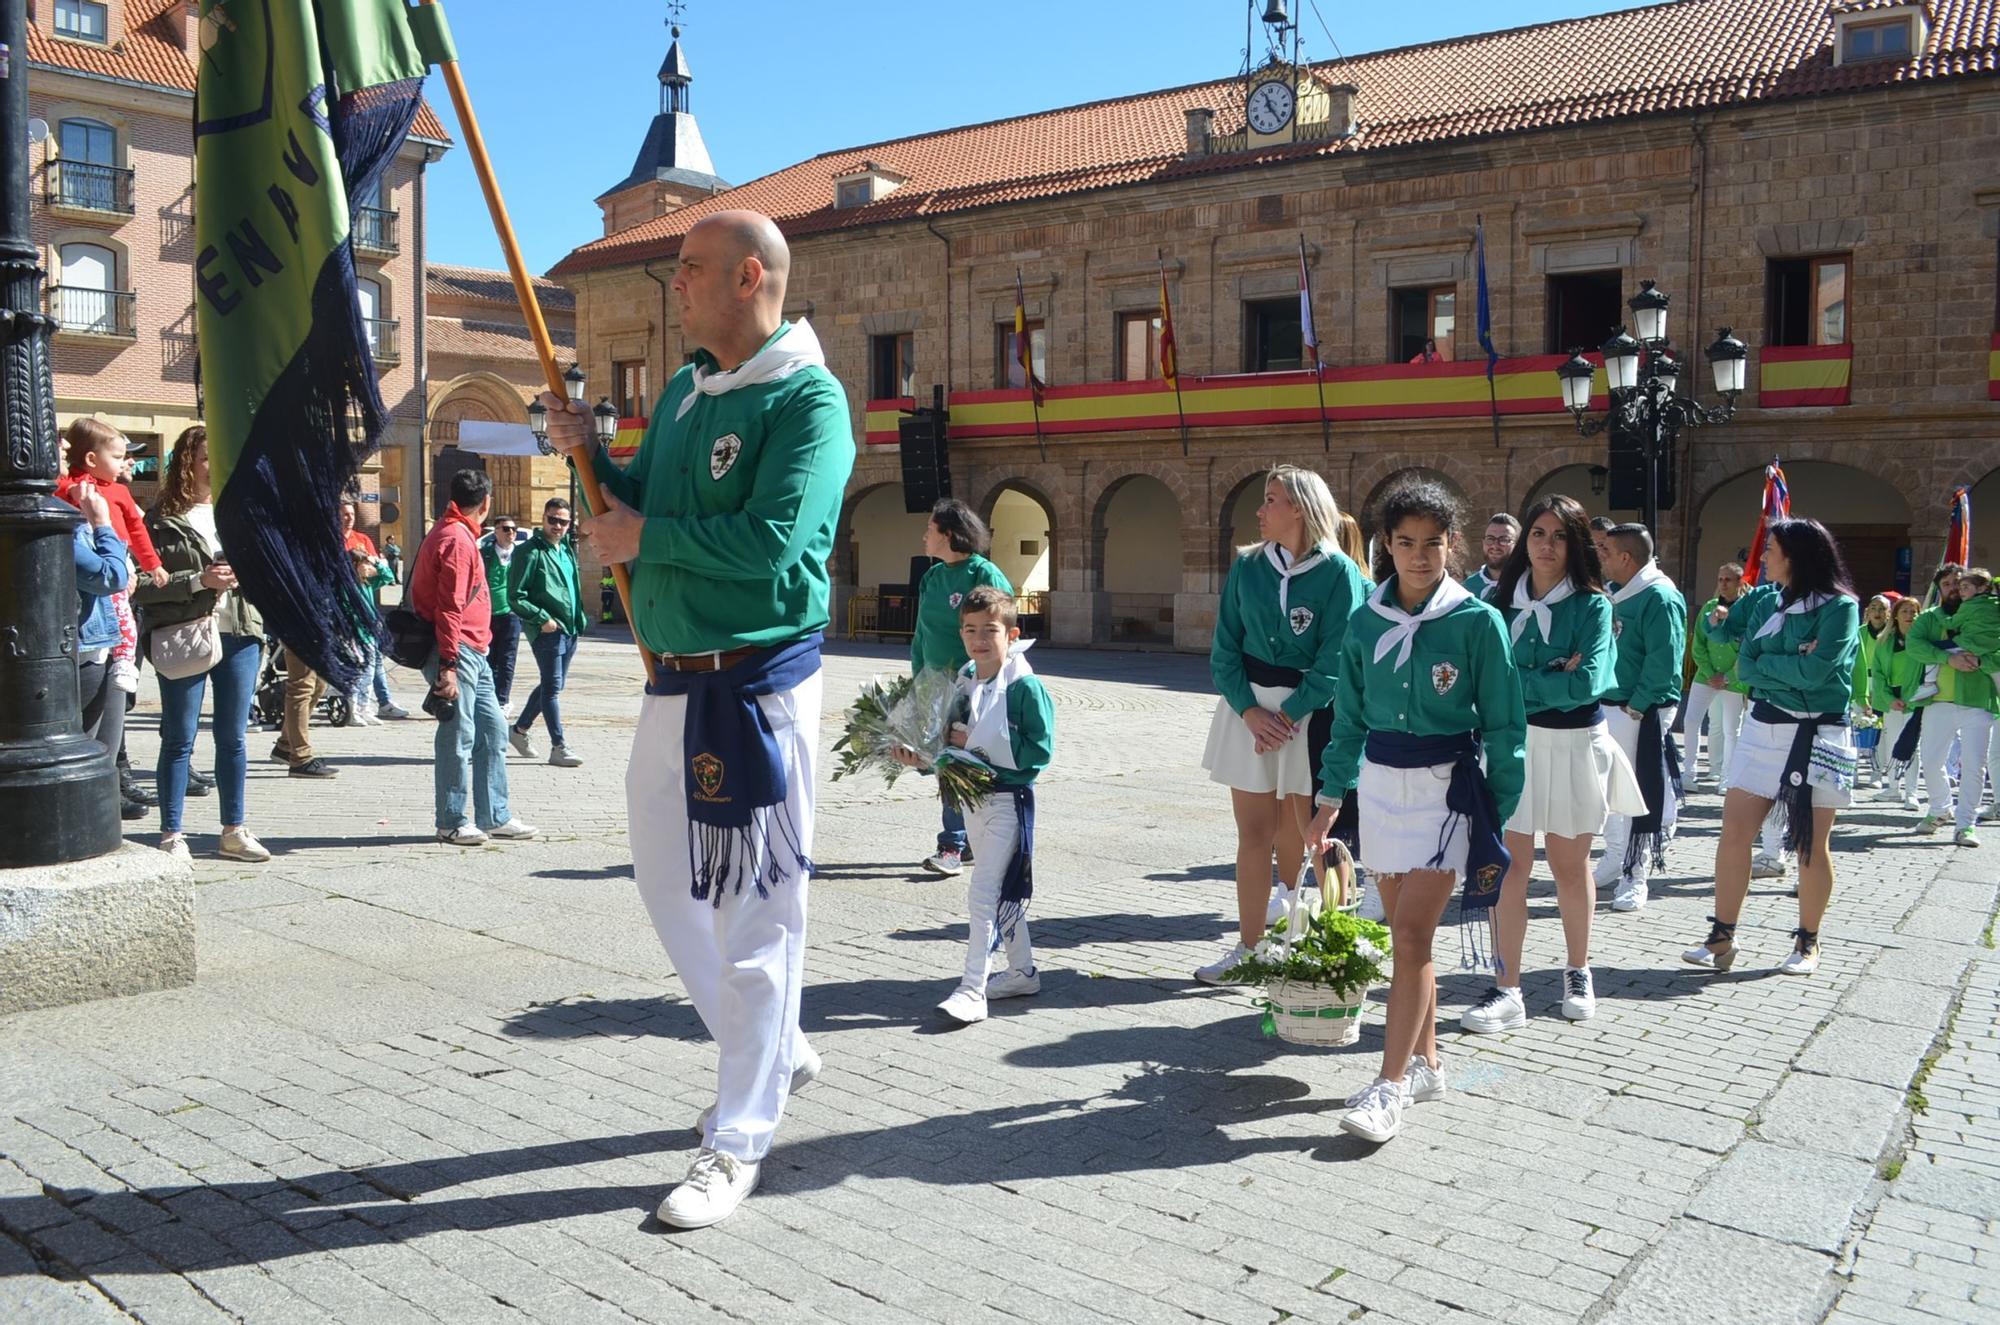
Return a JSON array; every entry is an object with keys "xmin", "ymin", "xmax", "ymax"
[
  {"xmin": 690, "ymin": 210, "xmax": 790, "ymax": 283},
  {"xmin": 674, "ymin": 210, "xmax": 792, "ymax": 366}
]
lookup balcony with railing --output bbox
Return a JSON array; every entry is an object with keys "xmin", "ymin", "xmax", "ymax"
[
  {"xmin": 366, "ymin": 317, "xmax": 401, "ymax": 365},
  {"xmin": 48, "ymin": 286, "xmax": 137, "ymax": 340},
  {"xmin": 44, "ymin": 161, "xmax": 135, "ymax": 219},
  {"xmin": 353, "ymin": 207, "xmax": 400, "ymax": 257}
]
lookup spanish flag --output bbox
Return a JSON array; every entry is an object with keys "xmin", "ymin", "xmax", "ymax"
[
  {"xmin": 194, "ymin": 0, "xmax": 451, "ymax": 689},
  {"xmin": 1157, "ymin": 258, "xmax": 1178, "ymax": 390},
  {"xmin": 1014, "ymin": 269, "xmax": 1043, "ymax": 407}
]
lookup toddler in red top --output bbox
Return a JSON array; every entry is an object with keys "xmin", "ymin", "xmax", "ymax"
[{"xmin": 57, "ymin": 419, "xmax": 165, "ymax": 581}]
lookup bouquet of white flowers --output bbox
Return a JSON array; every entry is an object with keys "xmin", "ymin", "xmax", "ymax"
[
  {"xmin": 831, "ymin": 671, "xmax": 995, "ymax": 813},
  {"xmin": 1218, "ymin": 855, "xmax": 1392, "ymax": 1046}
]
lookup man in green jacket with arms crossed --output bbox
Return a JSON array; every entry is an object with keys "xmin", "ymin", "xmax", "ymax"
[
  {"xmin": 508, "ymin": 499, "xmax": 587, "ymax": 768},
  {"xmin": 538, "ymin": 210, "xmax": 854, "ymax": 1231}
]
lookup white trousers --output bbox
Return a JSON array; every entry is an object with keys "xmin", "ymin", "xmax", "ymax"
[
  {"xmin": 962, "ymin": 793, "xmax": 1033, "ymax": 990},
  {"xmin": 627, "ymin": 671, "xmax": 822, "ymax": 1163},
  {"xmin": 1681, "ymin": 685, "xmax": 1745, "ymax": 787},
  {"xmin": 1601, "ymin": 703, "xmax": 1676, "ymax": 883},
  {"xmin": 1881, "ymin": 709, "xmax": 1919, "ymax": 797},
  {"xmin": 1921, "ymin": 701, "xmax": 1995, "ymax": 832}
]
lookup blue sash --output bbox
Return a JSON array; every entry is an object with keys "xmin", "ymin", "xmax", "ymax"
[
  {"xmin": 992, "ymin": 785, "xmax": 1035, "ymax": 950},
  {"xmin": 1362, "ymin": 730, "xmax": 1509, "ymax": 914},
  {"xmin": 646, "ymin": 633, "xmax": 823, "ymax": 904}
]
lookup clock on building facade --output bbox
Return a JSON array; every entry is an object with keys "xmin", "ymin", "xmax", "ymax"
[{"xmin": 1246, "ymin": 79, "xmax": 1297, "ymax": 135}]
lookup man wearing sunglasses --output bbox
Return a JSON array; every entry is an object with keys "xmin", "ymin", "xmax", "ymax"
[
  {"xmin": 508, "ymin": 499, "xmax": 586, "ymax": 768},
  {"xmin": 480, "ymin": 516, "xmax": 524, "ymax": 713}
]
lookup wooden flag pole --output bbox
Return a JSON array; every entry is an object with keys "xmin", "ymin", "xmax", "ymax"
[{"xmin": 418, "ymin": 2, "xmax": 655, "ymax": 684}]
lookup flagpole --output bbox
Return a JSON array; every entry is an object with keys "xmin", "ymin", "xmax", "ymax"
[
  {"xmin": 1299, "ymin": 235, "xmax": 1330, "ymax": 453},
  {"xmin": 1476, "ymin": 215, "xmax": 1502, "ymax": 450},
  {"xmin": 417, "ymin": 0, "xmax": 654, "ymax": 684},
  {"xmin": 1159, "ymin": 249, "xmax": 1189, "ymax": 457}
]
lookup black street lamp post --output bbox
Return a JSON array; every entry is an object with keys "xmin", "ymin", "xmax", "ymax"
[
  {"xmin": 1556, "ymin": 279, "xmax": 1748, "ymax": 535},
  {"xmin": 0, "ymin": 0, "xmax": 122, "ymax": 866}
]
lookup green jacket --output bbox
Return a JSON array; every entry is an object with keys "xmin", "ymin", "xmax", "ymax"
[
  {"xmin": 1499, "ymin": 587, "xmax": 1616, "ymax": 715},
  {"xmin": 590, "ymin": 321, "xmax": 855, "ymax": 654},
  {"xmin": 1727, "ymin": 583, "xmax": 1862, "ymax": 716},
  {"xmin": 1851, "ymin": 628, "xmax": 1878, "ymax": 709},
  {"xmin": 1462, "ymin": 566, "xmax": 1502, "ymax": 600},
  {"xmin": 1906, "ymin": 596, "xmax": 2000, "ymax": 714},
  {"xmin": 1871, "ymin": 627, "xmax": 1924, "ymax": 707},
  {"xmin": 478, "ymin": 534, "xmax": 519, "ymax": 615},
  {"xmin": 1690, "ymin": 595, "xmax": 1749, "ymax": 695},
  {"xmin": 1317, "ymin": 578, "xmax": 1527, "ymax": 824},
  {"xmin": 510, "ymin": 530, "xmax": 586, "ymax": 636},
  {"xmin": 954, "ymin": 665, "xmax": 1056, "ymax": 788},
  {"xmin": 1606, "ymin": 570, "xmax": 1687, "ymax": 710},
  {"xmin": 1211, "ymin": 544, "xmax": 1369, "ymax": 724},
  {"xmin": 131, "ymin": 507, "xmax": 263, "ymax": 639},
  {"xmin": 911, "ymin": 554, "xmax": 1013, "ymax": 674}
]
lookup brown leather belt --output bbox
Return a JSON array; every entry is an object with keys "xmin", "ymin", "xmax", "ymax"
[{"xmin": 654, "ymin": 647, "xmax": 761, "ymax": 673}]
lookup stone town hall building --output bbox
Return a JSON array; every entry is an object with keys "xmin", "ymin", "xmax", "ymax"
[{"xmin": 554, "ymin": 0, "xmax": 2000, "ymax": 650}]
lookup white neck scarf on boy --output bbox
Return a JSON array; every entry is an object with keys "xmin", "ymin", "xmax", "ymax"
[
  {"xmin": 1368, "ymin": 575, "xmax": 1470, "ymax": 670},
  {"xmin": 958, "ymin": 640, "xmax": 1036, "ymax": 771},
  {"xmin": 1509, "ymin": 575, "xmax": 1577, "ymax": 644}
]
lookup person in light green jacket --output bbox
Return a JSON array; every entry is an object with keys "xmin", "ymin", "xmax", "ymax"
[
  {"xmin": 1685, "ymin": 518, "xmax": 1861, "ymax": 979},
  {"xmin": 1906, "ymin": 567, "xmax": 2000, "ymax": 842},
  {"xmin": 1870, "ymin": 595, "xmax": 1925, "ymax": 807},
  {"xmin": 1684, "ymin": 562, "xmax": 1749, "ymax": 789}
]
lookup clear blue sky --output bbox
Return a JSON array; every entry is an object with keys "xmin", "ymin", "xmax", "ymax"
[{"xmin": 419, "ymin": 0, "xmax": 1650, "ymax": 276}]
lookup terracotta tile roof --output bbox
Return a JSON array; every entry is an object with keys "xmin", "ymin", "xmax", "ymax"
[
  {"xmin": 553, "ymin": 0, "xmax": 1998, "ymax": 277},
  {"xmin": 427, "ymin": 264, "xmax": 576, "ymax": 312},
  {"xmin": 27, "ymin": 1, "xmax": 452, "ymax": 143},
  {"xmin": 427, "ymin": 316, "xmax": 576, "ymax": 362}
]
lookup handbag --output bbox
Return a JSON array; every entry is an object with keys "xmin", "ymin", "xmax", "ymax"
[
  {"xmin": 150, "ymin": 612, "xmax": 222, "ymax": 680},
  {"xmin": 382, "ymin": 605, "xmax": 436, "ymax": 670}
]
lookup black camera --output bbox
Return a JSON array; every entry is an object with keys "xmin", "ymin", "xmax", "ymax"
[{"xmin": 422, "ymin": 688, "xmax": 457, "ymax": 724}]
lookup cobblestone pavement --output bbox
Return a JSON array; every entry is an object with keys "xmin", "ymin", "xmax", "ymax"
[{"xmin": 1, "ymin": 634, "xmax": 1994, "ymax": 1324}]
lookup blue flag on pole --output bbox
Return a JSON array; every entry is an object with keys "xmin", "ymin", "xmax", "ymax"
[{"xmin": 1476, "ymin": 217, "xmax": 1498, "ymax": 382}]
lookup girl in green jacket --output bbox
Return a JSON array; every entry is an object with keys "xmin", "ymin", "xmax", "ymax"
[
  {"xmin": 1871, "ymin": 595, "xmax": 1924, "ymax": 808},
  {"xmin": 1686, "ymin": 518, "xmax": 1861, "ymax": 977}
]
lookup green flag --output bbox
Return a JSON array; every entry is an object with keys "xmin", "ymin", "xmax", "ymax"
[{"xmin": 194, "ymin": 0, "xmax": 451, "ymax": 687}]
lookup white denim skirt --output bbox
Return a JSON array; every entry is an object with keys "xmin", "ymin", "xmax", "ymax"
[
  {"xmin": 1727, "ymin": 713, "xmax": 1856, "ymax": 808},
  {"xmin": 1356, "ymin": 758, "xmax": 1466, "ymax": 880}
]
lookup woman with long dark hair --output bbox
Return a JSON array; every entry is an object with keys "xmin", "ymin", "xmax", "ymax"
[
  {"xmin": 131, "ymin": 427, "xmax": 271, "ymax": 863},
  {"xmin": 1195, "ymin": 466, "xmax": 1368, "ymax": 982},
  {"xmin": 1461, "ymin": 495, "xmax": 1642, "ymax": 1032},
  {"xmin": 1307, "ymin": 478, "xmax": 1525, "ymax": 1143},
  {"xmin": 1684, "ymin": 517, "xmax": 1860, "ymax": 976},
  {"xmin": 909, "ymin": 498, "xmax": 1013, "ymax": 875}
]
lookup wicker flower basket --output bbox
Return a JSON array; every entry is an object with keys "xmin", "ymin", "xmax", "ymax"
[{"xmin": 1264, "ymin": 979, "xmax": 1371, "ymax": 1048}]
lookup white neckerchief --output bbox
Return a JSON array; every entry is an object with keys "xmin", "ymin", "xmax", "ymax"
[
  {"xmin": 1263, "ymin": 541, "xmax": 1327, "ymax": 620},
  {"xmin": 1475, "ymin": 566, "xmax": 1500, "ymax": 590},
  {"xmin": 1368, "ymin": 575, "xmax": 1471, "ymax": 670},
  {"xmin": 1753, "ymin": 591, "xmax": 1834, "ymax": 641},
  {"xmin": 1509, "ymin": 574, "xmax": 1578, "ymax": 644},
  {"xmin": 674, "ymin": 319, "xmax": 827, "ymax": 420},
  {"xmin": 1610, "ymin": 560, "xmax": 1668, "ymax": 605},
  {"xmin": 958, "ymin": 640, "xmax": 1035, "ymax": 771}
]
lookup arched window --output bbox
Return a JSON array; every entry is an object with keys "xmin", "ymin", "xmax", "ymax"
[
  {"xmin": 54, "ymin": 117, "xmax": 123, "ymax": 212},
  {"xmin": 56, "ymin": 242, "xmax": 119, "ymax": 333}
]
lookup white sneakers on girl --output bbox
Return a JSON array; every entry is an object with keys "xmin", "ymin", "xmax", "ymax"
[
  {"xmin": 984, "ymin": 967, "xmax": 1042, "ymax": 999},
  {"xmin": 657, "ymin": 1149, "xmax": 759, "ymax": 1229},
  {"xmin": 1339, "ymin": 1078, "xmax": 1404, "ymax": 1143},
  {"xmin": 1193, "ymin": 942, "xmax": 1249, "ymax": 986},
  {"xmin": 217, "ymin": 827, "xmax": 270, "ymax": 863},
  {"xmin": 1460, "ymin": 986, "xmax": 1527, "ymax": 1034},
  {"xmin": 938, "ymin": 986, "xmax": 988, "ymax": 1024}
]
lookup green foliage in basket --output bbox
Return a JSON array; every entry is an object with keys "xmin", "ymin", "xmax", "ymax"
[{"xmin": 1218, "ymin": 903, "xmax": 1391, "ymax": 998}]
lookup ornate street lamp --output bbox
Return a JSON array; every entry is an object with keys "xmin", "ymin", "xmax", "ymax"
[
  {"xmin": 1554, "ymin": 282, "xmax": 1741, "ymax": 534},
  {"xmin": 525, "ymin": 396, "xmax": 552, "ymax": 456},
  {"xmin": 563, "ymin": 363, "xmax": 587, "ymax": 403},
  {"xmin": 592, "ymin": 397, "xmax": 620, "ymax": 447}
]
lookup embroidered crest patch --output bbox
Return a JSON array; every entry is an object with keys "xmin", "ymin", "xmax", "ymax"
[
  {"xmin": 1432, "ymin": 661, "xmax": 1459, "ymax": 695},
  {"xmin": 709, "ymin": 433, "xmax": 743, "ymax": 481},
  {"xmin": 949, "ymin": 592, "xmax": 964, "ymax": 608},
  {"xmin": 1289, "ymin": 606, "xmax": 1315, "ymax": 636},
  {"xmin": 691, "ymin": 753, "xmax": 726, "ymax": 802}
]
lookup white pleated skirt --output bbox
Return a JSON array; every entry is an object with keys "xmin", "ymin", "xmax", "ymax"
[
  {"xmin": 1356, "ymin": 758, "xmax": 1466, "ymax": 880},
  {"xmin": 1504, "ymin": 721, "xmax": 1646, "ymax": 839},
  {"xmin": 1727, "ymin": 713, "xmax": 1856, "ymax": 808},
  {"xmin": 1203, "ymin": 684, "xmax": 1316, "ymax": 797}
]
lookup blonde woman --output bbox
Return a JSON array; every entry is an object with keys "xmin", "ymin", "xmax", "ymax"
[{"xmin": 1196, "ymin": 467, "xmax": 1368, "ymax": 982}]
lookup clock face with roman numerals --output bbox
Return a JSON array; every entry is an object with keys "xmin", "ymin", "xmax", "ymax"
[{"xmin": 1247, "ymin": 80, "xmax": 1297, "ymax": 134}]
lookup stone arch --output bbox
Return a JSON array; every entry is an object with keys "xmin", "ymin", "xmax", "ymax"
[
  {"xmin": 1090, "ymin": 472, "xmax": 1185, "ymax": 643},
  {"xmin": 1692, "ymin": 459, "xmax": 1915, "ymax": 597},
  {"xmin": 1518, "ymin": 462, "xmax": 1636, "ymax": 525},
  {"xmin": 974, "ymin": 478, "xmax": 1061, "ymax": 594},
  {"xmin": 427, "ymin": 371, "xmax": 536, "ymax": 523},
  {"xmin": 833, "ymin": 480, "xmax": 929, "ymax": 596},
  {"xmin": 1349, "ymin": 450, "xmax": 1489, "ymax": 523},
  {"xmin": 1354, "ymin": 465, "xmax": 1475, "ymax": 578}
]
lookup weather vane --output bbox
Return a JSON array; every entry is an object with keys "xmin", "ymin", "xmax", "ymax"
[{"xmin": 668, "ymin": 0, "xmax": 688, "ymax": 37}]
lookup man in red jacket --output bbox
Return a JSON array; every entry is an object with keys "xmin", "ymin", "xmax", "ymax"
[{"xmin": 411, "ymin": 469, "xmax": 536, "ymax": 846}]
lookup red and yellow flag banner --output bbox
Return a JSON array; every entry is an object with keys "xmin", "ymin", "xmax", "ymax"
[
  {"xmin": 1988, "ymin": 333, "xmax": 1999, "ymax": 402},
  {"xmin": 863, "ymin": 355, "xmax": 1603, "ymax": 445},
  {"xmin": 1759, "ymin": 344, "xmax": 1852, "ymax": 408},
  {"xmin": 609, "ymin": 417, "xmax": 646, "ymax": 462}
]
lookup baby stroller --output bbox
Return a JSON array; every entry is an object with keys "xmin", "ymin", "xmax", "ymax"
[{"xmin": 249, "ymin": 637, "xmax": 352, "ymax": 730}]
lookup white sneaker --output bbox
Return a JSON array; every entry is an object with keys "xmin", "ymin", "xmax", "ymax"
[
  {"xmin": 217, "ymin": 827, "xmax": 271, "ymax": 863},
  {"xmin": 1560, "ymin": 967, "xmax": 1597, "ymax": 1021},
  {"xmin": 548, "ymin": 746, "xmax": 583, "ymax": 768},
  {"xmin": 1403, "ymin": 1056, "xmax": 1447, "ymax": 1104},
  {"xmin": 1611, "ymin": 877, "xmax": 1648, "ymax": 912},
  {"xmin": 1750, "ymin": 854, "xmax": 1787, "ymax": 879},
  {"xmin": 159, "ymin": 835, "xmax": 192, "ymax": 865},
  {"xmin": 1903, "ymin": 794, "xmax": 1923, "ymax": 811},
  {"xmin": 110, "ymin": 657, "xmax": 139, "ymax": 694},
  {"xmin": 378, "ymin": 704, "xmax": 410, "ymax": 721},
  {"xmin": 507, "ymin": 728, "xmax": 538, "ymax": 759},
  {"xmin": 488, "ymin": 819, "xmax": 538, "ymax": 841},
  {"xmin": 985, "ymin": 967, "xmax": 1042, "ymax": 999},
  {"xmin": 437, "ymin": 824, "xmax": 489, "ymax": 846},
  {"xmin": 1355, "ymin": 873, "xmax": 1385, "ymax": 922},
  {"xmin": 1193, "ymin": 942, "xmax": 1249, "ymax": 986},
  {"xmin": 1338, "ymin": 1078, "xmax": 1404, "ymax": 1144},
  {"xmin": 1460, "ymin": 985, "xmax": 1526, "ymax": 1034},
  {"xmin": 937, "ymin": 985, "xmax": 987, "ymax": 1024},
  {"xmin": 1872, "ymin": 784, "xmax": 1905, "ymax": 803},
  {"xmin": 921, "ymin": 849, "xmax": 963, "ymax": 877},
  {"xmin": 696, "ymin": 1043, "xmax": 822, "ymax": 1136},
  {"xmin": 1266, "ymin": 886, "xmax": 1296, "ymax": 927},
  {"xmin": 657, "ymin": 1148, "xmax": 759, "ymax": 1230}
]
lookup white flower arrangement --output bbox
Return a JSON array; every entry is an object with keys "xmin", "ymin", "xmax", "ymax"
[{"xmin": 1219, "ymin": 900, "xmax": 1392, "ymax": 999}]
